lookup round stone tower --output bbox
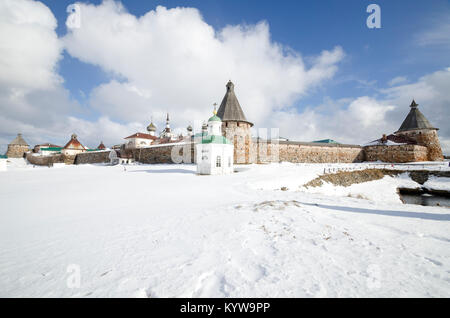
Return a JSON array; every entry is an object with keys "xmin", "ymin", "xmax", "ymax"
[
  {"xmin": 217, "ymin": 81, "xmax": 253, "ymax": 164},
  {"xmin": 395, "ymin": 100, "xmax": 443, "ymax": 161},
  {"xmin": 6, "ymin": 133, "xmax": 30, "ymax": 158}
]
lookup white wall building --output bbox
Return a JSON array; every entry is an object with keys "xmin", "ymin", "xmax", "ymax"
[
  {"xmin": 39, "ymin": 147, "xmax": 62, "ymax": 156},
  {"xmin": 125, "ymin": 133, "xmax": 157, "ymax": 149},
  {"xmin": 196, "ymin": 110, "xmax": 234, "ymax": 175}
]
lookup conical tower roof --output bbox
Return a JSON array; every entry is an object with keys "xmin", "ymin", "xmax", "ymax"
[
  {"xmin": 10, "ymin": 133, "xmax": 28, "ymax": 146},
  {"xmin": 396, "ymin": 100, "xmax": 437, "ymax": 132},
  {"xmin": 217, "ymin": 81, "xmax": 253, "ymax": 126}
]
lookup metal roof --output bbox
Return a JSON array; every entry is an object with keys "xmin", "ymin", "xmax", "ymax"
[{"xmin": 312, "ymin": 139, "xmax": 340, "ymax": 144}]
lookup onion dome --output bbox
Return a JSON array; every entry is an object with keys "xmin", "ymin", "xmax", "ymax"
[
  {"xmin": 147, "ymin": 121, "xmax": 156, "ymax": 132},
  {"xmin": 208, "ymin": 106, "xmax": 222, "ymax": 122}
]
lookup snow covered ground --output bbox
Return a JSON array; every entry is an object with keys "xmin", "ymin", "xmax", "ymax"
[{"xmin": 0, "ymin": 160, "xmax": 449, "ymax": 297}]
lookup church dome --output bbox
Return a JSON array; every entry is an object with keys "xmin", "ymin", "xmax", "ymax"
[
  {"xmin": 208, "ymin": 105, "xmax": 222, "ymax": 122},
  {"xmin": 147, "ymin": 122, "xmax": 156, "ymax": 132},
  {"xmin": 208, "ymin": 114, "xmax": 221, "ymax": 122}
]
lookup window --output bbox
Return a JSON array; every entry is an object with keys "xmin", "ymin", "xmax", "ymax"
[{"xmin": 216, "ymin": 156, "xmax": 221, "ymax": 167}]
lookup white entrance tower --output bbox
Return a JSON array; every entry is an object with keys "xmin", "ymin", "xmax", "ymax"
[{"xmin": 196, "ymin": 107, "xmax": 234, "ymax": 175}]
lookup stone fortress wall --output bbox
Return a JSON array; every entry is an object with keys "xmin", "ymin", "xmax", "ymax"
[
  {"xmin": 130, "ymin": 143, "xmax": 195, "ymax": 164},
  {"xmin": 74, "ymin": 151, "xmax": 111, "ymax": 164},
  {"xmin": 26, "ymin": 139, "xmax": 436, "ymax": 166},
  {"xmin": 17, "ymin": 82, "xmax": 444, "ymax": 166},
  {"xmin": 364, "ymin": 144, "xmax": 428, "ymax": 163},
  {"xmin": 250, "ymin": 140, "xmax": 365, "ymax": 163},
  {"xmin": 396, "ymin": 129, "xmax": 443, "ymax": 161},
  {"xmin": 222, "ymin": 121, "xmax": 252, "ymax": 164}
]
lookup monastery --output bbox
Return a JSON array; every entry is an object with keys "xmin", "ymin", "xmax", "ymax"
[{"xmin": 2, "ymin": 81, "xmax": 445, "ymax": 167}]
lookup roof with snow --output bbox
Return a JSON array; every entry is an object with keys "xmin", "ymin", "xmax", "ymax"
[
  {"xmin": 397, "ymin": 100, "xmax": 437, "ymax": 132},
  {"xmin": 9, "ymin": 133, "xmax": 28, "ymax": 146},
  {"xmin": 217, "ymin": 81, "xmax": 253, "ymax": 126},
  {"xmin": 36, "ymin": 143, "xmax": 61, "ymax": 148},
  {"xmin": 365, "ymin": 134, "xmax": 418, "ymax": 146},
  {"xmin": 63, "ymin": 134, "xmax": 86, "ymax": 150},
  {"xmin": 125, "ymin": 133, "xmax": 158, "ymax": 140}
]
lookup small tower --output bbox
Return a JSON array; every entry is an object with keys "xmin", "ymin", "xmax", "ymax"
[
  {"xmin": 217, "ymin": 81, "xmax": 253, "ymax": 164},
  {"xmin": 97, "ymin": 141, "xmax": 106, "ymax": 150},
  {"xmin": 186, "ymin": 124, "xmax": 193, "ymax": 137},
  {"xmin": 6, "ymin": 133, "xmax": 30, "ymax": 158},
  {"xmin": 160, "ymin": 113, "xmax": 174, "ymax": 139},
  {"xmin": 147, "ymin": 117, "xmax": 157, "ymax": 137},
  {"xmin": 61, "ymin": 133, "xmax": 86, "ymax": 156},
  {"xmin": 196, "ymin": 106, "xmax": 234, "ymax": 175},
  {"xmin": 395, "ymin": 100, "xmax": 443, "ymax": 161},
  {"xmin": 201, "ymin": 121, "xmax": 208, "ymax": 135}
]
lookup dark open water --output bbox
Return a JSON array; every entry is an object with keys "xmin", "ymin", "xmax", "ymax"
[{"xmin": 399, "ymin": 193, "xmax": 450, "ymax": 208}]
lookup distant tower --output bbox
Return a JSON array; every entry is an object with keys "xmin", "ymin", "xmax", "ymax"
[
  {"xmin": 6, "ymin": 133, "xmax": 30, "ymax": 158},
  {"xmin": 395, "ymin": 100, "xmax": 443, "ymax": 161},
  {"xmin": 217, "ymin": 81, "xmax": 253, "ymax": 164},
  {"xmin": 160, "ymin": 113, "xmax": 173, "ymax": 139},
  {"xmin": 97, "ymin": 141, "xmax": 106, "ymax": 150},
  {"xmin": 147, "ymin": 117, "xmax": 157, "ymax": 136},
  {"xmin": 186, "ymin": 124, "xmax": 193, "ymax": 137},
  {"xmin": 196, "ymin": 106, "xmax": 234, "ymax": 175},
  {"xmin": 201, "ymin": 121, "xmax": 208, "ymax": 135}
]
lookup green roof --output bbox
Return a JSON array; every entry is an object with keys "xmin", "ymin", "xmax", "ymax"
[
  {"xmin": 41, "ymin": 147, "xmax": 62, "ymax": 151},
  {"xmin": 86, "ymin": 149, "xmax": 100, "ymax": 152},
  {"xmin": 193, "ymin": 132, "xmax": 208, "ymax": 138},
  {"xmin": 201, "ymin": 135, "xmax": 232, "ymax": 144},
  {"xmin": 312, "ymin": 139, "xmax": 340, "ymax": 144},
  {"xmin": 208, "ymin": 115, "xmax": 222, "ymax": 122}
]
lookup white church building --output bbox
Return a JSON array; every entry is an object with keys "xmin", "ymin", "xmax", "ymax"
[{"xmin": 196, "ymin": 109, "xmax": 234, "ymax": 175}]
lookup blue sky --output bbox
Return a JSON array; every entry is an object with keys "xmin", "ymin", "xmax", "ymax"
[{"xmin": 1, "ymin": 0, "xmax": 449, "ymax": 152}]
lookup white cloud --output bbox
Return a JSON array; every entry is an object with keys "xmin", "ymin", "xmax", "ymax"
[
  {"xmin": 1, "ymin": 0, "xmax": 448, "ymax": 157},
  {"xmin": 63, "ymin": 1, "xmax": 344, "ymax": 129},
  {"xmin": 266, "ymin": 97, "xmax": 396, "ymax": 145},
  {"xmin": 416, "ymin": 14, "xmax": 450, "ymax": 48},
  {"xmin": 0, "ymin": 0, "xmax": 62, "ymax": 91},
  {"xmin": 388, "ymin": 76, "xmax": 408, "ymax": 86},
  {"xmin": 0, "ymin": 0, "xmax": 138, "ymax": 151},
  {"xmin": 267, "ymin": 68, "xmax": 450, "ymax": 154}
]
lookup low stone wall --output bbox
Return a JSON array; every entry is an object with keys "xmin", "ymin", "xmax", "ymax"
[
  {"xmin": 26, "ymin": 153, "xmax": 64, "ymax": 166},
  {"xmin": 364, "ymin": 144, "xmax": 428, "ymax": 163},
  {"xmin": 132, "ymin": 143, "xmax": 195, "ymax": 164},
  {"xmin": 304, "ymin": 168, "xmax": 450, "ymax": 188},
  {"xmin": 252, "ymin": 140, "xmax": 365, "ymax": 163},
  {"xmin": 74, "ymin": 151, "xmax": 111, "ymax": 164}
]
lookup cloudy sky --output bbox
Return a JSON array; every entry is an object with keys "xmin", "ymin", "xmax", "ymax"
[{"xmin": 0, "ymin": 0, "xmax": 449, "ymax": 153}]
